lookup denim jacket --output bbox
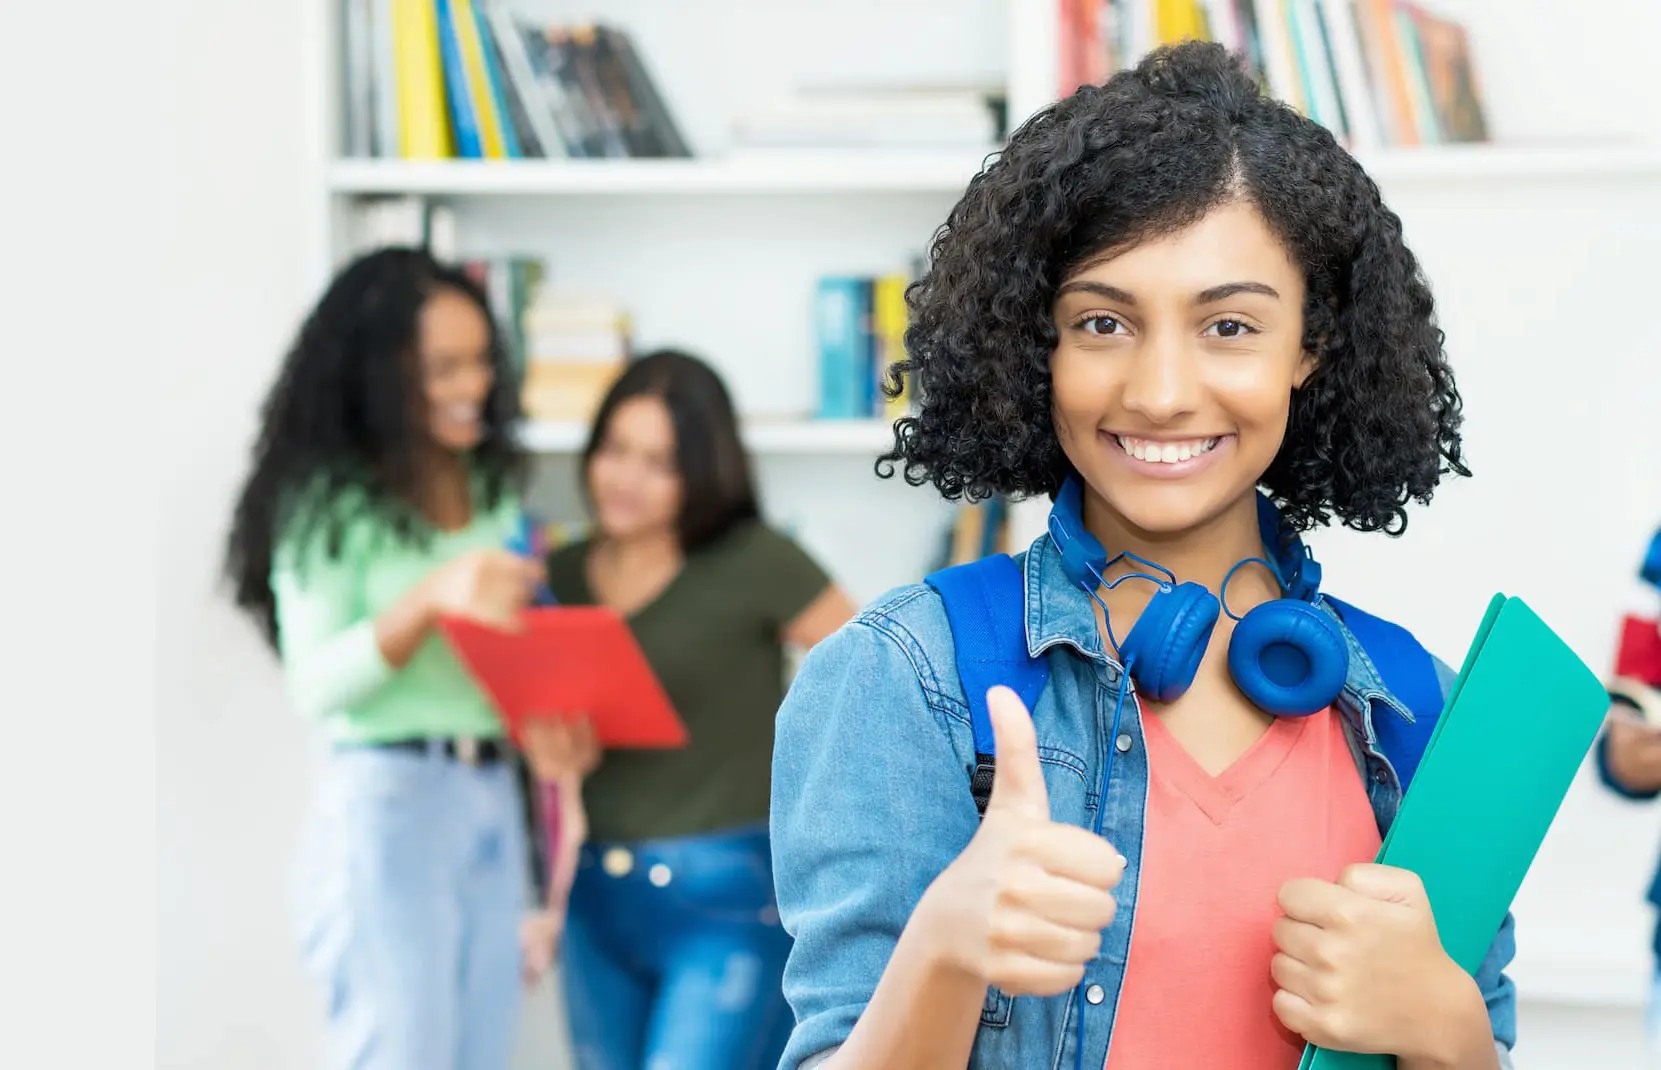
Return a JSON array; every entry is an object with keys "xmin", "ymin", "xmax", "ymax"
[{"xmin": 771, "ymin": 532, "xmax": 1518, "ymax": 1070}]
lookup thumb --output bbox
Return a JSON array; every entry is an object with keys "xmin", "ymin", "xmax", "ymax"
[
  {"xmin": 1338, "ymin": 862, "xmax": 1424, "ymax": 905},
  {"xmin": 986, "ymin": 686, "xmax": 1049, "ymax": 820}
]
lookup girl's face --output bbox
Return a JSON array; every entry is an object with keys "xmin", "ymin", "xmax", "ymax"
[
  {"xmin": 586, "ymin": 394, "xmax": 684, "ymax": 543},
  {"xmin": 417, "ymin": 287, "xmax": 495, "ymax": 453},
  {"xmin": 1049, "ymin": 199, "xmax": 1313, "ymax": 539}
]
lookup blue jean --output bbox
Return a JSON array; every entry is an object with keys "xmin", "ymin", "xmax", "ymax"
[
  {"xmin": 561, "ymin": 823, "xmax": 793, "ymax": 1070},
  {"xmin": 1650, "ymin": 969, "xmax": 1661, "ymax": 1055},
  {"xmin": 294, "ymin": 744, "xmax": 529, "ymax": 1070}
]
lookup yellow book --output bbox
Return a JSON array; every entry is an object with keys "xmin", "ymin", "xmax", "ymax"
[
  {"xmin": 873, "ymin": 274, "xmax": 910, "ymax": 421},
  {"xmin": 1156, "ymin": 0, "xmax": 1209, "ymax": 43},
  {"xmin": 391, "ymin": 0, "xmax": 452, "ymax": 159},
  {"xmin": 450, "ymin": 0, "xmax": 506, "ymax": 159}
]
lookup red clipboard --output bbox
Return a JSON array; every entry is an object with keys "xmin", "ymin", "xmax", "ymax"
[{"xmin": 438, "ymin": 606, "xmax": 688, "ymax": 748}]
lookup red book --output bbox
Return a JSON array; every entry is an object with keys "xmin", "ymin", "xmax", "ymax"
[
  {"xmin": 1614, "ymin": 577, "xmax": 1661, "ymax": 686},
  {"xmin": 1615, "ymin": 613, "xmax": 1661, "ymax": 687},
  {"xmin": 438, "ymin": 606, "xmax": 688, "ymax": 748},
  {"xmin": 1610, "ymin": 577, "xmax": 1661, "ymax": 723}
]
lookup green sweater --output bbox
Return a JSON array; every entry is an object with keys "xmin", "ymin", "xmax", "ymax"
[{"xmin": 271, "ymin": 488, "xmax": 520, "ymax": 742}]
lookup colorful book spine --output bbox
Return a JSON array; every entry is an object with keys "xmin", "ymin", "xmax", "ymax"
[
  {"xmin": 451, "ymin": 0, "xmax": 509, "ymax": 158},
  {"xmin": 391, "ymin": 0, "xmax": 453, "ymax": 158},
  {"xmin": 1055, "ymin": 0, "xmax": 1486, "ymax": 149},
  {"xmin": 435, "ymin": 0, "xmax": 482, "ymax": 157},
  {"xmin": 814, "ymin": 277, "xmax": 873, "ymax": 420},
  {"xmin": 873, "ymin": 274, "xmax": 911, "ymax": 421}
]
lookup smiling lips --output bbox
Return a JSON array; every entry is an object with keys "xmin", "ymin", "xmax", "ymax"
[{"xmin": 1112, "ymin": 434, "xmax": 1221, "ymax": 464}]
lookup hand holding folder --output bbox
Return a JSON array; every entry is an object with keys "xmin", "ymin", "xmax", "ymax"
[
  {"xmin": 439, "ymin": 606, "xmax": 689, "ymax": 749},
  {"xmin": 1297, "ymin": 594, "xmax": 1612, "ymax": 1069}
]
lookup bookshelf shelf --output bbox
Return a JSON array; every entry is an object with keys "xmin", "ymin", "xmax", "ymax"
[
  {"xmin": 327, "ymin": 151, "xmax": 1000, "ymax": 197},
  {"xmin": 1353, "ymin": 143, "xmax": 1661, "ymax": 182},
  {"xmin": 328, "ymin": 144, "xmax": 1661, "ymax": 200},
  {"xmin": 517, "ymin": 418, "xmax": 898, "ymax": 454}
]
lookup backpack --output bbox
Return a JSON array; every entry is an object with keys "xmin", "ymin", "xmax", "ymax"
[{"xmin": 925, "ymin": 553, "xmax": 1446, "ymax": 816}]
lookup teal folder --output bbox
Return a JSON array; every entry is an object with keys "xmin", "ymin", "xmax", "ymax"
[{"xmin": 1299, "ymin": 595, "xmax": 1611, "ymax": 1069}]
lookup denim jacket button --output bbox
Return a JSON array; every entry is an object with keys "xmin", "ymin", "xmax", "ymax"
[
  {"xmin": 648, "ymin": 863, "xmax": 673, "ymax": 887},
  {"xmin": 1115, "ymin": 733, "xmax": 1133, "ymax": 753},
  {"xmin": 602, "ymin": 847, "xmax": 634, "ymax": 877},
  {"xmin": 1085, "ymin": 984, "xmax": 1106, "ymax": 1005}
]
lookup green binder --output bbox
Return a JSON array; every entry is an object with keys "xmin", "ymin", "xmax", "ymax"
[{"xmin": 1299, "ymin": 595, "xmax": 1611, "ymax": 1069}]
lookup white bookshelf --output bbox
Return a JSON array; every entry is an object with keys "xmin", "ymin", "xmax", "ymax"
[
  {"xmin": 304, "ymin": 0, "xmax": 1661, "ymax": 1032},
  {"xmin": 304, "ymin": 0, "xmax": 1661, "ymax": 582},
  {"xmin": 327, "ymin": 151, "xmax": 1001, "ymax": 196},
  {"xmin": 328, "ymin": 143, "xmax": 1661, "ymax": 200}
]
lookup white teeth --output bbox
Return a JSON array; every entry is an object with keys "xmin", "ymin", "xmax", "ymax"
[
  {"xmin": 1116, "ymin": 436, "xmax": 1219, "ymax": 464},
  {"xmin": 446, "ymin": 406, "xmax": 479, "ymax": 423}
]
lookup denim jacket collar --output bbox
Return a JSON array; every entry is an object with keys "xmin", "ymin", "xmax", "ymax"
[{"xmin": 1019, "ymin": 529, "xmax": 1414, "ymax": 747}]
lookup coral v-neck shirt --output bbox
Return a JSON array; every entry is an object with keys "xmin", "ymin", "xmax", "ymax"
[{"xmin": 1103, "ymin": 707, "xmax": 1382, "ymax": 1070}]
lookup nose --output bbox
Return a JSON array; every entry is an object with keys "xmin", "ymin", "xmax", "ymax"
[{"xmin": 1119, "ymin": 328, "xmax": 1199, "ymax": 424}]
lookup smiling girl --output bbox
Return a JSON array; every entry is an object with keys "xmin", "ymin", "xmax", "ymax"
[
  {"xmin": 769, "ymin": 42, "xmax": 1516, "ymax": 1070},
  {"xmin": 224, "ymin": 248, "xmax": 545, "ymax": 1070}
]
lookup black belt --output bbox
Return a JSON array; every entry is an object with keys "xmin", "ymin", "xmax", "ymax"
[{"xmin": 366, "ymin": 737, "xmax": 510, "ymax": 766}]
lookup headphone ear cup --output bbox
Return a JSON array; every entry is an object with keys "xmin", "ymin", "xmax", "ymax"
[
  {"xmin": 1227, "ymin": 600, "xmax": 1349, "ymax": 716},
  {"xmin": 1122, "ymin": 583, "xmax": 1219, "ymax": 703}
]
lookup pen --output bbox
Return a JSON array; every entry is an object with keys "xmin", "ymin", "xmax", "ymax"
[{"xmin": 508, "ymin": 513, "xmax": 558, "ymax": 607}]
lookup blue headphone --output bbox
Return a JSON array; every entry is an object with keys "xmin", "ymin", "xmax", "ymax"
[{"xmin": 1047, "ymin": 475, "xmax": 1349, "ymax": 716}]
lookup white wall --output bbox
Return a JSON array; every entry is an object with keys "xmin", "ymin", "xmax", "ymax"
[
  {"xmin": 156, "ymin": 2, "xmax": 1660, "ymax": 1068},
  {"xmin": 156, "ymin": 1, "xmax": 322, "ymax": 1067}
]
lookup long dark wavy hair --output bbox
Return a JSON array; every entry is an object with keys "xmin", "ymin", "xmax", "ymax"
[
  {"xmin": 879, "ymin": 41, "xmax": 1468, "ymax": 535},
  {"xmin": 223, "ymin": 247, "xmax": 525, "ymax": 648}
]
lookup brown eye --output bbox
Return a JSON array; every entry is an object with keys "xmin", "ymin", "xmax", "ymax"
[
  {"xmin": 1079, "ymin": 315, "xmax": 1125, "ymax": 336},
  {"xmin": 1204, "ymin": 319, "xmax": 1255, "ymax": 339}
]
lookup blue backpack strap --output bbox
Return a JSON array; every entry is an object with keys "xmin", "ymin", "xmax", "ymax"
[
  {"xmin": 925, "ymin": 554, "xmax": 1051, "ymax": 816},
  {"xmin": 1323, "ymin": 596, "xmax": 1444, "ymax": 791}
]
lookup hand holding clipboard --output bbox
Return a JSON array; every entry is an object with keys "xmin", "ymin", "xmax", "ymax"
[
  {"xmin": 481, "ymin": 514, "xmax": 686, "ymax": 746},
  {"xmin": 438, "ymin": 606, "xmax": 688, "ymax": 749},
  {"xmin": 1295, "ymin": 595, "xmax": 1610, "ymax": 1069}
]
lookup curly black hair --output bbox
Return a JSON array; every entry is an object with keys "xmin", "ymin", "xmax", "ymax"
[
  {"xmin": 879, "ymin": 40, "xmax": 1467, "ymax": 535},
  {"xmin": 223, "ymin": 246, "xmax": 525, "ymax": 648}
]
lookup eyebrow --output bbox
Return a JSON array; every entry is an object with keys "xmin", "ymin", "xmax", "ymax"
[
  {"xmin": 1056, "ymin": 280, "xmax": 1138, "ymax": 304},
  {"xmin": 1055, "ymin": 280, "xmax": 1282, "ymax": 305},
  {"xmin": 1195, "ymin": 281, "xmax": 1281, "ymax": 303}
]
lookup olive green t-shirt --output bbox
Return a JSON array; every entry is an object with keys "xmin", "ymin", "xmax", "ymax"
[{"xmin": 545, "ymin": 520, "xmax": 830, "ymax": 842}]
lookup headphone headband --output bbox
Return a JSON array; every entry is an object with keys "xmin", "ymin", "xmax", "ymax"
[
  {"xmin": 1254, "ymin": 490, "xmax": 1319, "ymax": 602},
  {"xmin": 1050, "ymin": 475, "xmax": 1320, "ymax": 604},
  {"xmin": 1044, "ymin": 474, "xmax": 1346, "ymax": 717}
]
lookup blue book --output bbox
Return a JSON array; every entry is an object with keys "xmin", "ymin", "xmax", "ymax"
[
  {"xmin": 436, "ymin": 0, "xmax": 483, "ymax": 158},
  {"xmin": 471, "ymin": 0, "xmax": 522, "ymax": 158},
  {"xmin": 815, "ymin": 276, "xmax": 872, "ymax": 420}
]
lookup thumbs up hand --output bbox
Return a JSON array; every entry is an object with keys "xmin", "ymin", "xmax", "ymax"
[{"xmin": 923, "ymin": 686, "xmax": 1127, "ymax": 997}]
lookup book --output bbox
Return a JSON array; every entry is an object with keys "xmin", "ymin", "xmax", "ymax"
[
  {"xmin": 1297, "ymin": 594, "xmax": 1610, "ymax": 1069},
  {"xmin": 1053, "ymin": 0, "xmax": 1489, "ymax": 149},
  {"xmin": 440, "ymin": 607, "xmax": 689, "ymax": 750},
  {"xmin": 344, "ymin": 7, "xmax": 685, "ymax": 159}
]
